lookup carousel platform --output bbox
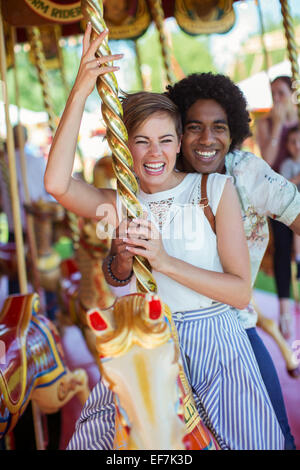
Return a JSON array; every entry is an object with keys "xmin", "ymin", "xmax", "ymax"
[
  {"xmin": 253, "ymin": 289, "xmax": 300, "ymax": 450},
  {"xmin": 58, "ymin": 288, "xmax": 300, "ymax": 450}
]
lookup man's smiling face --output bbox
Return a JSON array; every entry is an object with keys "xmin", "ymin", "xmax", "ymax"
[{"xmin": 181, "ymin": 99, "xmax": 232, "ymax": 174}]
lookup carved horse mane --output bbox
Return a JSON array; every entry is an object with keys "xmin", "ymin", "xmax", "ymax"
[
  {"xmin": 89, "ymin": 293, "xmax": 172, "ymax": 359},
  {"xmin": 25, "ymin": 200, "xmax": 65, "ymax": 292},
  {"xmin": 88, "ymin": 293, "xmax": 184, "ymax": 450},
  {"xmin": 87, "ymin": 293, "xmax": 219, "ymax": 451}
]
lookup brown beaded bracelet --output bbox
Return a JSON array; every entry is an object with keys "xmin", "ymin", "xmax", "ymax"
[{"xmin": 106, "ymin": 254, "xmax": 133, "ymax": 285}]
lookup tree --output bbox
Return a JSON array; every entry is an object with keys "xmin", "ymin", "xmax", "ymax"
[
  {"xmin": 6, "ymin": 25, "xmax": 215, "ymax": 114},
  {"xmin": 7, "ymin": 45, "xmax": 80, "ymax": 116},
  {"xmin": 137, "ymin": 25, "xmax": 216, "ymax": 91}
]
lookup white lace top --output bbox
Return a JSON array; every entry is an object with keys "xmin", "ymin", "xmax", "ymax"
[{"xmin": 116, "ymin": 172, "xmax": 232, "ymax": 313}]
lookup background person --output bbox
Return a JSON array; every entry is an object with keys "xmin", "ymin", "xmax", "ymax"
[
  {"xmin": 279, "ymin": 125, "xmax": 300, "ymax": 285},
  {"xmin": 256, "ymin": 76, "xmax": 299, "ymax": 338}
]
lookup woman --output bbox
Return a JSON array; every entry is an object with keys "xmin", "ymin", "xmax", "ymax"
[
  {"xmin": 46, "ymin": 25, "xmax": 284, "ymax": 449},
  {"xmin": 256, "ymin": 76, "xmax": 299, "ymax": 338}
]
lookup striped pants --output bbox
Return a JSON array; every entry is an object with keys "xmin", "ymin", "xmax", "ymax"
[
  {"xmin": 173, "ymin": 303, "xmax": 285, "ymax": 450},
  {"xmin": 67, "ymin": 382, "xmax": 115, "ymax": 450}
]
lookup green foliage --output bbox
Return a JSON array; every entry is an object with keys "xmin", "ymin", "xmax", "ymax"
[
  {"xmin": 232, "ymin": 13, "xmax": 300, "ymax": 82},
  {"xmin": 7, "ymin": 46, "xmax": 80, "ymax": 116},
  {"xmin": 7, "ymin": 29, "xmax": 216, "ymax": 109},
  {"xmin": 171, "ymin": 31, "xmax": 216, "ymax": 75},
  {"xmin": 263, "ymin": 14, "xmax": 300, "ymax": 34},
  {"xmin": 254, "ymin": 270, "xmax": 276, "ymax": 295},
  {"xmin": 54, "ymin": 236, "xmax": 74, "ymax": 259},
  {"xmin": 254, "ymin": 269, "xmax": 298, "ymax": 299},
  {"xmin": 109, "ymin": 39, "xmax": 143, "ymax": 93},
  {"xmin": 7, "ymin": 50, "xmax": 43, "ymax": 112},
  {"xmin": 233, "ymin": 48, "xmax": 287, "ymax": 83},
  {"xmin": 137, "ymin": 26, "xmax": 216, "ymax": 92},
  {"xmin": 135, "ymin": 28, "xmax": 165, "ymax": 92}
]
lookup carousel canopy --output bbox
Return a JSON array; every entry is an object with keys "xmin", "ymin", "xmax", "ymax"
[{"xmin": 3, "ymin": 0, "xmax": 241, "ymax": 41}]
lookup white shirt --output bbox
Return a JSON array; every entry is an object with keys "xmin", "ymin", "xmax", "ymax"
[{"xmin": 117, "ymin": 172, "xmax": 231, "ymax": 312}]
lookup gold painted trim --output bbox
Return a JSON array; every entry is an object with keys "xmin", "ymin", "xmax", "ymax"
[
  {"xmin": 106, "ymin": 0, "xmax": 151, "ymax": 40},
  {"xmin": 174, "ymin": 0, "xmax": 235, "ymax": 35},
  {"xmin": 30, "ymin": 315, "xmax": 66, "ymax": 387},
  {"xmin": 0, "ymin": 294, "xmax": 35, "ymax": 413},
  {"xmin": 24, "ymin": 0, "xmax": 82, "ymax": 24}
]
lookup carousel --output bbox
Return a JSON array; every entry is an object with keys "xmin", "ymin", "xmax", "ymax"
[{"xmin": 0, "ymin": 0, "xmax": 299, "ymax": 451}]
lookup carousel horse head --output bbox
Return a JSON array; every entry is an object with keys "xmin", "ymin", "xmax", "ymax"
[
  {"xmin": 24, "ymin": 199, "xmax": 65, "ymax": 291},
  {"xmin": 87, "ymin": 293, "xmax": 186, "ymax": 450},
  {"xmin": 0, "ymin": 293, "xmax": 89, "ymax": 439},
  {"xmin": 58, "ymin": 215, "xmax": 114, "ymax": 325},
  {"xmin": 93, "ymin": 155, "xmax": 116, "ymax": 190}
]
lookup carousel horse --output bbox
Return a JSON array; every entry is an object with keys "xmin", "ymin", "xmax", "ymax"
[
  {"xmin": 0, "ymin": 200, "xmax": 64, "ymax": 291},
  {"xmin": 254, "ymin": 299, "xmax": 300, "ymax": 378},
  {"xmin": 58, "ymin": 155, "xmax": 116, "ymax": 363},
  {"xmin": 87, "ymin": 292, "xmax": 219, "ymax": 451},
  {"xmin": 0, "ymin": 242, "xmax": 19, "ymax": 280},
  {"xmin": 31, "ymin": 156, "xmax": 115, "ymax": 327},
  {"xmin": 92, "ymin": 155, "xmax": 117, "ymax": 190},
  {"xmin": 0, "ymin": 292, "xmax": 90, "ymax": 440},
  {"xmin": 58, "ymin": 216, "xmax": 115, "ymax": 365},
  {"xmin": 24, "ymin": 199, "xmax": 65, "ymax": 292}
]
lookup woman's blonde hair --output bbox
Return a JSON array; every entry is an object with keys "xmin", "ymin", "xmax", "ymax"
[{"xmin": 121, "ymin": 91, "xmax": 182, "ymax": 139}]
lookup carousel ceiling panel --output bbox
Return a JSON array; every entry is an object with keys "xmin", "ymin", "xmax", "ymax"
[
  {"xmin": 2, "ymin": 0, "xmax": 238, "ymax": 41},
  {"xmin": 174, "ymin": 0, "xmax": 235, "ymax": 35},
  {"xmin": 2, "ymin": 0, "xmax": 81, "ymax": 27}
]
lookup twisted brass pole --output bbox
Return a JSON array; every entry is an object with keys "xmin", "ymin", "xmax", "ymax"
[
  {"xmin": 81, "ymin": 0, "xmax": 156, "ymax": 293},
  {"xmin": 279, "ymin": 0, "xmax": 300, "ymax": 119},
  {"xmin": 257, "ymin": 0, "xmax": 271, "ymax": 80},
  {"xmin": 80, "ymin": 3, "xmax": 211, "ymax": 444},
  {"xmin": 27, "ymin": 26, "xmax": 57, "ymax": 135},
  {"xmin": 53, "ymin": 25, "xmax": 69, "ymax": 98},
  {"xmin": 148, "ymin": 0, "xmax": 175, "ymax": 86},
  {"xmin": 0, "ymin": 12, "xmax": 27, "ymax": 294},
  {"xmin": 133, "ymin": 39, "xmax": 145, "ymax": 90},
  {"xmin": 11, "ymin": 25, "xmax": 43, "ymax": 299}
]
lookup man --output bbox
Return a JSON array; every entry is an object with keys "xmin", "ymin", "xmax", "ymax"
[{"xmin": 68, "ymin": 73, "xmax": 299, "ymax": 450}]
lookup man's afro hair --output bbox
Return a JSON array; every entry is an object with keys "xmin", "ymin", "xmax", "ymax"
[{"xmin": 165, "ymin": 73, "xmax": 251, "ymax": 152}]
